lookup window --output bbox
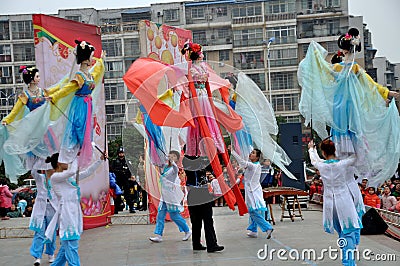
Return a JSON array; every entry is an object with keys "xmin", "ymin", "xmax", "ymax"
[
  {"xmin": 124, "ymin": 38, "xmax": 140, "ymax": 57},
  {"xmin": 271, "ymin": 94, "xmax": 300, "ymax": 112},
  {"xmin": 0, "ymin": 21, "xmax": 10, "ymax": 40},
  {"xmin": 269, "ymin": 48, "xmax": 297, "ymax": 67},
  {"xmin": 233, "ymin": 28, "xmax": 263, "ymax": 46},
  {"xmin": 104, "ymin": 83, "xmax": 125, "ymax": 101},
  {"xmin": 0, "ymin": 66, "xmax": 12, "ymax": 84},
  {"xmin": 0, "ymin": 44, "xmax": 11, "ymax": 62},
  {"xmin": 191, "ymin": 8, "xmax": 205, "ymax": 19},
  {"xmin": 105, "ymin": 61, "xmax": 123, "ymax": 79},
  {"xmin": 106, "ymin": 104, "xmax": 125, "ymax": 122},
  {"xmin": 270, "ymin": 72, "xmax": 297, "ymax": 90},
  {"xmin": 302, "ymin": 44, "xmax": 309, "ymax": 56},
  {"xmin": 13, "ymin": 43, "xmax": 35, "ymax": 62},
  {"xmin": 326, "ymin": 41, "xmax": 338, "ymax": 53},
  {"xmin": 219, "ymin": 50, "xmax": 230, "ymax": 61},
  {"xmin": 327, "ymin": 20, "xmax": 340, "ymax": 36},
  {"xmin": 247, "ymin": 73, "xmax": 265, "ymax": 91},
  {"xmin": 0, "ymin": 88, "xmax": 15, "ymax": 106},
  {"xmin": 193, "ymin": 30, "xmax": 206, "ymax": 44},
  {"xmin": 217, "ymin": 28, "xmax": 230, "ymax": 39},
  {"xmin": 106, "ymin": 123, "xmax": 123, "ymax": 140},
  {"xmin": 232, "ymin": 5, "xmax": 262, "ymax": 17},
  {"xmin": 326, "ymin": 0, "xmax": 340, "ymax": 7},
  {"xmin": 301, "ymin": 0, "xmax": 313, "ymax": 10},
  {"xmin": 234, "ymin": 51, "xmax": 264, "ymax": 69},
  {"xmin": 216, "ymin": 6, "xmax": 227, "ymax": 17},
  {"xmin": 164, "ymin": 9, "xmax": 179, "ymax": 22},
  {"xmin": 65, "ymin": 16, "xmax": 81, "ymax": 22},
  {"xmin": 11, "ymin": 21, "xmax": 33, "ymax": 39},
  {"xmin": 267, "ymin": 26, "xmax": 296, "ymax": 44},
  {"xmin": 102, "ymin": 39, "xmax": 122, "ymax": 57}
]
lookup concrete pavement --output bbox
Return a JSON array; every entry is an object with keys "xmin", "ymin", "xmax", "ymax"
[{"xmin": 1, "ymin": 203, "xmax": 399, "ymax": 265}]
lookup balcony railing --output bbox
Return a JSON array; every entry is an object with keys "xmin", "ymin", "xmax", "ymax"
[
  {"xmin": 232, "ymin": 15, "xmax": 263, "ymax": 25},
  {"xmin": 233, "ymin": 38, "xmax": 264, "ymax": 47},
  {"xmin": 265, "ymin": 13, "xmax": 296, "ymax": 22},
  {"xmin": 101, "ymin": 22, "xmax": 138, "ymax": 35}
]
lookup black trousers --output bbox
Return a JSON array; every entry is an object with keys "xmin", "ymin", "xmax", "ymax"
[{"xmin": 187, "ymin": 187, "xmax": 218, "ymax": 249}]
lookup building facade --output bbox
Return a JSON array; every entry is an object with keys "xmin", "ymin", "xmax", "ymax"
[{"xmin": 0, "ymin": 0, "xmax": 376, "ymax": 141}]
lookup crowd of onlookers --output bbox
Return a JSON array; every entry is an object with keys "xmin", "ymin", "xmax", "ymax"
[
  {"xmin": 307, "ymin": 169, "xmax": 400, "ymax": 213},
  {"xmin": 0, "ymin": 178, "xmax": 35, "ymax": 220}
]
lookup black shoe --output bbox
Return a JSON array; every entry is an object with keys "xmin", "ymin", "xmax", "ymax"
[
  {"xmin": 207, "ymin": 245, "xmax": 224, "ymax": 253},
  {"xmin": 193, "ymin": 245, "xmax": 207, "ymax": 251}
]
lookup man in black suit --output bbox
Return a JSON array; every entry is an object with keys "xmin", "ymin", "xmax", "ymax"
[{"xmin": 183, "ymin": 155, "xmax": 224, "ymax": 253}]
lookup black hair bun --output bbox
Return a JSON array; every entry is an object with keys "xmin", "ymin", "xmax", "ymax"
[
  {"xmin": 348, "ymin": 28, "xmax": 359, "ymax": 37},
  {"xmin": 45, "ymin": 156, "xmax": 52, "ymax": 163}
]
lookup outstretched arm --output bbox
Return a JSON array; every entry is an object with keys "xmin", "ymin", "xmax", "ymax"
[
  {"xmin": 79, "ymin": 160, "xmax": 103, "ymax": 181},
  {"xmin": 51, "ymin": 159, "xmax": 78, "ymax": 183}
]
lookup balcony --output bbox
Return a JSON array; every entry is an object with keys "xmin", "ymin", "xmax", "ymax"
[
  {"xmin": 265, "ymin": 13, "xmax": 296, "ymax": 22},
  {"xmin": 232, "ymin": 15, "xmax": 263, "ymax": 25},
  {"xmin": 233, "ymin": 38, "xmax": 264, "ymax": 48}
]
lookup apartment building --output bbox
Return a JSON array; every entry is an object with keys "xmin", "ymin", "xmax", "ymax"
[{"xmin": 0, "ymin": 0, "xmax": 370, "ymax": 140}]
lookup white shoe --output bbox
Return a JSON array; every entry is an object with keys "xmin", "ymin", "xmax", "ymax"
[
  {"xmin": 48, "ymin": 254, "xmax": 55, "ymax": 263},
  {"xmin": 247, "ymin": 231, "xmax": 258, "ymax": 238},
  {"xmin": 266, "ymin": 229, "xmax": 274, "ymax": 239},
  {"xmin": 183, "ymin": 230, "xmax": 192, "ymax": 241},
  {"xmin": 149, "ymin": 235, "xmax": 163, "ymax": 243},
  {"xmin": 34, "ymin": 258, "xmax": 41, "ymax": 266}
]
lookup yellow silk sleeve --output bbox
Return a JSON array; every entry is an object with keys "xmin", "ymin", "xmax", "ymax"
[
  {"xmin": 92, "ymin": 58, "xmax": 105, "ymax": 83},
  {"xmin": 365, "ymin": 73, "xmax": 389, "ymax": 99},
  {"xmin": 2, "ymin": 95, "xmax": 26, "ymax": 124},
  {"xmin": 50, "ymin": 78, "xmax": 79, "ymax": 103}
]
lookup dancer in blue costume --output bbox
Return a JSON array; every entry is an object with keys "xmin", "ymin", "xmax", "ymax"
[
  {"xmin": 231, "ymin": 149, "xmax": 273, "ymax": 239},
  {"xmin": 308, "ymin": 139, "xmax": 362, "ymax": 266},
  {"xmin": 1, "ymin": 66, "xmax": 54, "ymax": 182},
  {"xmin": 298, "ymin": 28, "xmax": 399, "ymax": 188},
  {"xmin": 49, "ymin": 40, "xmax": 105, "ymax": 168},
  {"xmin": 149, "ymin": 150, "xmax": 191, "ymax": 243}
]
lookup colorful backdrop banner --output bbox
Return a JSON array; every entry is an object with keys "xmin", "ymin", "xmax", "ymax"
[{"xmin": 33, "ymin": 14, "xmax": 110, "ymax": 229}]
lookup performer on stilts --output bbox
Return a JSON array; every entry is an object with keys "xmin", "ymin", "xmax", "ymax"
[
  {"xmin": 149, "ymin": 150, "xmax": 191, "ymax": 243},
  {"xmin": 298, "ymin": 27, "xmax": 400, "ymax": 188},
  {"xmin": 231, "ymin": 149, "xmax": 273, "ymax": 239},
  {"xmin": 308, "ymin": 139, "xmax": 361, "ymax": 266},
  {"xmin": 48, "ymin": 40, "xmax": 105, "ymax": 168}
]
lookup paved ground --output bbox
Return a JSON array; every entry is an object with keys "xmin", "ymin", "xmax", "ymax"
[{"xmin": 1, "ymin": 203, "xmax": 399, "ymax": 266}]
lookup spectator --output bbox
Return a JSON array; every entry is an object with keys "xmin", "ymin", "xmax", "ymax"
[
  {"xmin": 109, "ymin": 172, "xmax": 123, "ymax": 215},
  {"xmin": 0, "ymin": 178, "xmax": 13, "ymax": 220},
  {"xmin": 260, "ymin": 159, "xmax": 274, "ymax": 188},
  {"xmin": 16, "ymin": 195, "xmax": 28, "ymax": 216},
  {"xmin": 391, "ymin": 183, "xmax": 400, "ymax": 200},
  {"xmin": 126, "ymin": 176, "xmax": 139, "ymax": 213},
  {"xmin": 309, "ymin": 177, "xmax": 323, "ymax": 199},
  {"xmin": 111, "ymin": 147, "xmax": 132, "ymax": 212},
  {"xmin": 360, "ymin": 178, "xmax": 369, "ymax": 194},
  {"xmin": 208, "ymin": 172, "xmax": 223, "ymax": 207},
  {"xmin": 7, "ymin": 204, "xmax": 22, "ymax": 218},
  {"xmin": 381, "ymin": 186, "xmax": 397, "ymax": 211},
  {"xmin": 137, "ymin": 154, "xmax": 147, "ymax": 211},
  {"xmin": 386, "ymin": 179, "xmax": 394, "ymax": 191},
  {"xmin": 363, "ymin": 187, "xmax": 381, "ymax": 208}
]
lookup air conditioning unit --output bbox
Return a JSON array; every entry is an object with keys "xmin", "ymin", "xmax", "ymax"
[
  {"xmin": 157, "ymin": 11, "xmax": 163, "ymax": 16},
  {"xmin": 219, "ymin": 62, "xmax": 225, "ymax": 67},
  {"xmin": 207, "ymin": 14, "xmax": 213, "ymax": 20},
  {"xmin": 211, "ymin": 35, "xmax": 216, "ymax": 40},
  {"xmin": 306, "ymin": 9, "xmax": 312, "ymax": 14}
]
